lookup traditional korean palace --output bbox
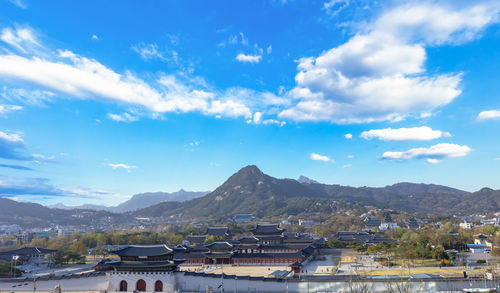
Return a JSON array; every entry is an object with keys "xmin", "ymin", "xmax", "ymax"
[
  {"xmin": 100, "ymin": 244, "xmax": 179, "ymax": 291},
  {"xmin": 174, "ymin": 223, "xmax": 323, "ymax": 266}
]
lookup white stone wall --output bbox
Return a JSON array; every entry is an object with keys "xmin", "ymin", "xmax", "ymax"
[
  {"xmin": 107, "ymin": 271, "xmax": 176, "ymax": 292},
  {"xmin": 0, "ymin": 275, "xmax": 108, "ymax": 292}
]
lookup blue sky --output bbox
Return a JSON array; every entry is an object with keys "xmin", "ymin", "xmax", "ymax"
[{"xmin": 0, "ymin": 0, "xmax": 499, "ymax": 206}]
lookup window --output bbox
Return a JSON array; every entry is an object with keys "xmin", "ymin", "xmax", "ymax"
[
  {"xmin": 136, "ymin": 279, "xmax": 146, "ymax": 291},
  {"xmin": 119, "ymin": 280, "xmax": 127, "ymax": 292},
  {"xmin": 155, "ymin": 280, "xmax": 163, "ymax": 292}
]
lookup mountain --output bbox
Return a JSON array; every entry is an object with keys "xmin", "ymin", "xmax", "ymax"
[
  {"xmin": 112, "ymin": 190, "xmax": 209, "ymax": 212},
  {"xmin": 49, "ymin": 203, "xmax": 112, "ymax": 211},
  {"xmin": 50, "ymin": 189, "xmax": 209, "ymax": 213},
  {"xmin": 134, "ymin": 165, "xmax": 491, "ymax": 219},
  {"xmin": 297, "ymin": 176, "xmax": 319, "ymax": 184},
  {"xmin": 304, "ymin": 181, "xmax": 468, "ymax": 214},
  {"xmin": 135, "ymin": 165, "xmax": 333, "ymax": 218},
  {"xmin": 0, "ymin": 198, "xmax": 130, "ymax": 228},
  {"xmin": 451, "ymin": 188, "xmax": 500, "ymax": 214}
]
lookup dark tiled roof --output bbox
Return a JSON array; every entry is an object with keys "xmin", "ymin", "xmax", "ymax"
[
  {"xmin": 187, "ymin": 235, "xmax": 207, "ymax": 243},
  {"xmin": 1, "ymin": 247, "xmax": 56, "ymax": 256},
  {"xmin": 366, "ymin": 219, "xmax": 382, "ymax": 226},
  {"xmin": 205, "ymin": 227, "xmax": 228, "ymax": 237},
  {"xmin": 251, "ymin": 223, "xmax": 284, "ymax": 235},
  {"xmin": 233, "ymin": 252, "xmax": 307, "ymax": 259},
  {"xmin": 174, "ymin": 252, "xmax": 206, "ymax": 259},
  {"xmin": 260, "ymin": 244, "xmax": 306, "ymax": 250},
  {"xmin": 237, "ymin": 236, "xmax": 259, "ymax": 243},
  {"xmin": 111, "ymin": 244, "xmax": 172, "ymax": 257},
  {"xmin": 334, "ymin": 231, "xmax": 395, "ymax": 244},
  {"xmin": 110, "ymin": 260, "xmax": 177, "ymax": 268},
  {"xmin": 205, "ymin": 241, "xmax": 233, "ymax": 250}
]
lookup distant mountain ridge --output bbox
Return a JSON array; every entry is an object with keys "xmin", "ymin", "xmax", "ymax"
[
  {"xmin": 134, "ymin": 165, "xmax": 496, "ymax": 218},
  {"xmin": 0, "ymin": 198, "xmax": 130, "ymax": 228},
  {"xmin": 4, "ymin": 165, "xmax": 499, "ymax": 226},
  {"xmin": 50, "ymin": 189, "xmax": 209, "ymax": 212}
]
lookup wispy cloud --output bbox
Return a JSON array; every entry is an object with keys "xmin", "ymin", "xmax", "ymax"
[
  {"xmin": 8, "ymin": 0, "xmax": 27, "ymax": 9},
  {"xmin": 108, "ymin": 112, "xmax": 138, "ymax": 122},
  {"xmin": 0, "ymin": 175, "xmax": 109, "ymax": 198},
  {"xmin": 131, "ymin": 43, "xmax": 168, "ymax": 62},
  {"xmin": 1, "ymin": 26, "xmax": 40, "ymax": 53},
  {"xmin": 344, "ymin": 133, "xmax": 352, "ymax": 139},
  {"xmin": 0, "ymin": 104, "xmax": 22, "ymax": 115},
  {"xmin": 0, "ymin": 163, "xmax": 32, "ymax": 171}
]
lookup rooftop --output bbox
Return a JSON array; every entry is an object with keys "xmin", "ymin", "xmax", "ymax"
[{"xmin": 111, "ymin": 244, "xmax": 173, "ymax": 257}]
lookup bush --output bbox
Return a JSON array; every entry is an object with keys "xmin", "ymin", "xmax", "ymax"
[
  {"xmin": 380, "ymin": 261, "xmax": 394, "ymax": 267},
  {"xmin": 476, "ymin": 259, "xmax": 487, "ymax": 264}
]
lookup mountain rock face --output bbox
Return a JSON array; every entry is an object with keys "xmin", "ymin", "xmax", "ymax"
[
  {"xmin": 297, "ymin": 176, "xmax": 319, "ymax": 184},
  {"xmin": 134, "ymin": 165, "xmax": 487, "ymax": 218}
]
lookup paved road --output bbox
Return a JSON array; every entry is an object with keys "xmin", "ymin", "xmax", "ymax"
[{"xmin": 18, "ymin": 263, "xmax": 95, "ymax": 278}]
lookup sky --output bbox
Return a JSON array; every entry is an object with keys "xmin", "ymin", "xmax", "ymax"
[{"xmin": 0, "ymin": 0, "xmax": 499, "ymax": 206}]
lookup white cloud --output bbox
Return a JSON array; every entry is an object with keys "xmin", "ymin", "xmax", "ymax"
[
  {"xmin": 0, "ymin": 104, "xmax": 22, "ymax": 115},
  {"xmin": 477, "ymin": 110, "xmax": 500, "ymax": 121},
  {"xmin": 347, "ymin": 154, "xmax": 354, "ymax": 159},
  {"xmin": 279, "ymin": 2, "xmax": 499, "ymax": 123},
  {"xmin": 382, "ymin": 143, "xmax": 471, "ymax": 163},
  {"xmin": 342, "ymin": 164, "xmax": 352, "ymax": 168},
  {"xmin": 310, "ymin": 152, "xmax": 333, "ymax": 162},
  {"xmin": 32, "ymin": 153, "xmax": 55, "ymax": 164},
  {"xmin": 262, "ymin": 119, "xmax": 286, "ymax": 127},
  {"xmin": 1, "ymin": 26, "xmax": 40, "ymax": 53},
  {"xmin": 236, "ymin": 53, "xmax": 262, "ymax": 63},
  {"xmin": 0, "ymin": 130, "xmax": 27, "ymax": 160},
  {"xmin": 107, "ymin": 112, "xmax": 138, "ymax": 122},
  {"xmin": 361, "ymin": 126, "xmax": 451, "ymax": 141},
  {"xmin": 0, "ymin": 26, "xmax": 289, "ymax": 122},
  {"xmin": 0, "ymin": 48, "xmax": 261, "ymax": 119},
  {"xmin": 108, "ymin": 163, "xmax": 136, "ymax": 171},
  {"xmin": 267, "ymin": 45, "xmax": 272, "ymax": 54},
  {"xmin": 0, "ymin": 131, "xmax": 23, "ymax": 144},
  {"xmin": 253, "ymin": 112, "xmax": 263, "ymax": 123},
  {"xmin": 91, "ymin": 34, "xmax": 99, "ymax": 40},
  {"xmin": 344, "ymin": 133, "xmax": 352, "ymax": 139},
  {"xmin": 189, "ymin": 141, "xmax": 199, "ymax": 147}
]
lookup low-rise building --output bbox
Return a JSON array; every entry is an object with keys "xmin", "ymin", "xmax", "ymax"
[
  {"xmin": 0, "ymin": 247, "xmax": 56, "ymax": 265},
  {"xmin": 460, "ymin": 221, "xmax": 473, "ymax": 230},
  {"xmin": 467, "ymin": 244, "xmax": 487, "ymax": 254},
  {"xmin": 333, "ymin": 231, "xmax": 395, "ymax": 246}
]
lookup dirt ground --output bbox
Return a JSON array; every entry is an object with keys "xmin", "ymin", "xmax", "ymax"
[{"xmin": 179, "ymin": 265, "xmax": 290, "ymax": 277}]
